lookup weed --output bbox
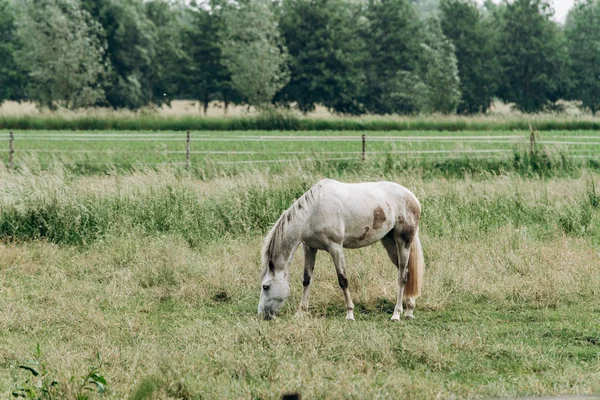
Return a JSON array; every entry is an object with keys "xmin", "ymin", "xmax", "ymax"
[{"xmin": 11, "ymin": 346, "xmax": 107, "ymax": 400}]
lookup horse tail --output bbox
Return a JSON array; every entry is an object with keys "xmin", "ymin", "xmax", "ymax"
[{"xmin": 404, "ymin": 230, "xmax": 424, "ymax": 298}]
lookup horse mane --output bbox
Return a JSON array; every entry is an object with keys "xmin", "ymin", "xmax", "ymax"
[{"xmin": 260, "ymin": 181, "xmax": 325, "ymax": 278}]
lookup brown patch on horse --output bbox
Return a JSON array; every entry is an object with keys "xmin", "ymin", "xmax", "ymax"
[
  {"xmin": 372, "ymin": 206, "xmax": 386, "ymax": 229},
  {"xmin": 406, "ymin": 195, "xmax": 421, "ymax": 223},
  {"xmin": 359, "ymin": 227, "xmax": 370, "ymax": 240},
  {"xmin": 399, "ymin": 223, "xmax": 416, "ymax": 247}
]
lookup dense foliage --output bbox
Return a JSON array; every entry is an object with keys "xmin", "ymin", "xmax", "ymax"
[
  {"xmin": 439, "ymin": 0, "xmax": 498, "ymax": 114},
  {"xmin": 0, "ymin": 0, "xmax": 596, "ymax": 115},
  {"xmin": 566, "ymin": 0, "xmax": 600, "ymax": 115}
]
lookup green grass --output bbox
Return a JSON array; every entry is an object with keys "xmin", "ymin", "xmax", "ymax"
[
  {"xmin": 2, "ymin": 166, "xmax": 600, "ymax": 398},
  {"xmin": 3, "ymin": 129, "xmax": 600, "ymax": 179},
  {"xmin": 1, "ymin": 165, "xmax": 599, "ymax": 246}
]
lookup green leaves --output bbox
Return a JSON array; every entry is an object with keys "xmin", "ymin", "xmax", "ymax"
[
  {"xmin": 566, "ymin": 0, "xmax": 600, "ymax": 115},
  {"xmin": 12, "ymin": 347, "xmax": 108, "ymax": 399},
  {"xmin": 278, "ymin": 0, "xmax": 364, "ymax": 115},
  {"xmin": 0, "ymin": 0, "xmax": 27, "ymax": 103},
  {"xmin": 496, "ymin": 0, "xmax": 569, "ymax": 113},
  {"xmin": 418, "ymin": 18, "xmax": 462, "ymax": 114},
  {"xmin": 361, "ymin": 0, "xmax": 424, "ymax": 115},
  {"xmin": 14, "ymin": 0, "xmax": 108, "ymax": 110},
  {"xmin": 440, "ymin": 0, "xmax": 498, "ymax": 114},
  {"xmin": 219, "ymin": 0, "xmax": 289, "ymax": 110}
]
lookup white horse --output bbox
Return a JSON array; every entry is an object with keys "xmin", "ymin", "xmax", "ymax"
[{"xmin": 258, "ymin": 179, "xmax": 425, "ymax": 321}]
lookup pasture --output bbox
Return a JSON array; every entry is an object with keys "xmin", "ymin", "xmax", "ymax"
[
  {"xmin": 4, "ymin": 129, "xmax": 600, "ymax": 177},
  {"xmin": 1, "ymin": 130, "xmax": 600, "ymax": 399}
]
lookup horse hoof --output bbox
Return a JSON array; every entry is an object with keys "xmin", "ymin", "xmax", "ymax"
[
  {"xmin": 390, "ymin": 315, "xmax": 400, "ymax": 322},
  {"xmin": 405, "ymin": 314, "xmax": 415, "ymax": 320}
]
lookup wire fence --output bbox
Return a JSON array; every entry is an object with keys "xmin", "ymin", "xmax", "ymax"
[{"xmin": 4, "ymin": 130, "xmax": 600, "ymax": 169}]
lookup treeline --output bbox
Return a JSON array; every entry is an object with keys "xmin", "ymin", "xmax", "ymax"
[{"xmin": 1, "ymin": 0, "xmax": 600, "ymax": 116}]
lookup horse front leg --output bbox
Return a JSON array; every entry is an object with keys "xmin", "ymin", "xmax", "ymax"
[
  {"xmin": 327, "ymin": 244, "xmax": 355, "ymax": 321},
  {"xmin": 297, "ymin": 244, "xmax": 317, "ymax": 315}
]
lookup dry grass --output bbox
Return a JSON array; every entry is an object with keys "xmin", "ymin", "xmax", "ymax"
[
  {"xmin": 1, "ymin": 167, "xmax": 600, "ymax": 398},
  {"xmin": 0, "ymin": 99, "xmax": 589, "ymax": 119},
  {"xmin": 0, "ymin": 100, "xmax": 264, "ymax": 118}
]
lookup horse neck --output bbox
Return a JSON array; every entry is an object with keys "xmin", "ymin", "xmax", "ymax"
[{"xmin": 271, "ymin": 215, "xmax": 304, "ymax": 273}]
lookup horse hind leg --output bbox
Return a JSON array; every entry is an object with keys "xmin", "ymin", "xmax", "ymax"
[
  {"xmin": 327, "ymin": 243, "xmax": 355, "ymax": 321},
  {"xmin": 390, "ymin": 224, "xmax": 417, "ymax": 321},
  {"xmin": 391, "ymin": 241, "xmax": 411, "ymax": 321},
  {"xmin": 381, "ymin": 233, "xmax": 399, "ymax": 268},
  {"xmin": 383, "ymin": 232, "xmax": 414, "ymax": 320},
  {"xmin": 298, "ymin": 244, "xmax": 317, "ymax": 315},
  {"xmin": 405, "ymin": 297, "xmax": 416, "ymax": 319}
]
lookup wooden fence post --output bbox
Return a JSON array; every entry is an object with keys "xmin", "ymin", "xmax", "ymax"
[
  {"xmin": 9, "ymin": 131, "xmax": 14, "ymax": 169},
  {"xmin": 362, "ymin": 134, "xmax": 366, "ymax": 161},
  {"xmin": 186, "ymin": 131, "xmax": 191, "ymax": 170}
]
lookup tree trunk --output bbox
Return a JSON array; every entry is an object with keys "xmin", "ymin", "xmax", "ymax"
[
  {"xmin": 203, "ymin": 95, "xmax": 209, "ymax": 116},
  {"xmin": 223, "ymin": 93, "xmax": 229, "ymax": 115}
]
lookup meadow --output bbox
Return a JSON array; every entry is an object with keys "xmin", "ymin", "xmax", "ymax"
[
  {"xmin": 3, "ymin": 128, "xmax": 600, "ymax": 179},
  {"xmin": 2, "ymin": 99, "xmax": 600, "ymax": 132},
  {"xmin": 1, "ymin": 144, "xmax": 600, "ymax": 399}
]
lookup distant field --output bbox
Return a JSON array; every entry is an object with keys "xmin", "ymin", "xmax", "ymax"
[
  {"xmin": 2, "ymin": 100, "xmax": 600, "ymax": 132},
  {"xmin": 2, "ymin": 129, "xmax": 600, "ymax": 177},
  {"xmin": 0, "ymin": 99, "xmax": 585, "ymax": 118},
  {"xmin": 1, "ymin": 166, "xmax": 599, "ymax": 398}
]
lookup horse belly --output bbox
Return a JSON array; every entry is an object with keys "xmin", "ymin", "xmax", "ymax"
[
  {"xmin": 343, "ymin": 234, "xmax": 384, "ymax": 249},
  {"xmin": 342, "ymin": 218, "xmax": 394, "ymax": 248}
]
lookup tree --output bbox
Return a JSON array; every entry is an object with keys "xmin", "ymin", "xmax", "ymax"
[
  {"xmin": 80, "ymin": 0, "xmax": 162, "ymax": 109},
  {"xmin": 497, "ymin": 0, "xmax": 569, "ymax": 113},
  {"xmin": 277, "ymin": 0, "xmax": 364, "ymax": 114},
  {"xmin": 145, "ymin": 0, "xmax": 186, "ymax": 106},
  {"xmin": 181, "ymin": 0, "xmax": 240, "ymax": 115},
  {"xmin": 220, "ymin": 0, "xmax": 289, "ymax": 109},
  {"xmin": 362, "ymin": 0, "xmax": 424, "ymax": 114},
  {"xmin": 566, "ymin": 0, "xmax": 600, "ymax": 115},
  {"xmin": 412, "ymin": 0, "xmax": 440, "ymax": 19},
  {"xmin": 440, "ymin": 0, "xmax": 498, "ymax": 113},
  {"xmin": 417, "ymin": 18, "xmax": 461, "ymax": 113},
  {"xmin": 14, "ymin": 0, "xmax": 107, "ymax": 110},
  {"xmin": 104, "ymin": 0, "xmax": 157, "ymax": 109},
  {"xmin": 0, "ymin": 0, "xmax": 26, "ymax": 103}
]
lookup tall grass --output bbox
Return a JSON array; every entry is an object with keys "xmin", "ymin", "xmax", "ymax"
[
  {"xmin": 2, "ymin": 167, "xmax": 600, "ymax": 398},
  {"xmin": 3, "ymin": 112, "xmax": 600, "ymax": 131},
  {"xmin": 4, "ymin": 145, "xmax": 593, "ymax": 181},
  {"xmin": 1, "ymin": 165, "xmax": 599, "ymax": 247}
]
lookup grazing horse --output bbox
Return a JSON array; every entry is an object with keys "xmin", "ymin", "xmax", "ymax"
[{"xmin": 257, "ymin": 179, "xmax": 425, "ymax": 321}]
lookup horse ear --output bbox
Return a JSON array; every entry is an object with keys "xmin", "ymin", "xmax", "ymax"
[{"xmin": 268, "ymin": 260, "xmax": 275, "ymax": 271}]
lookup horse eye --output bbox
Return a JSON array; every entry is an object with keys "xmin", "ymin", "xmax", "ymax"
[{"xmin": 262, "ymin": 285, "xmax": 270, "ymax": 291}]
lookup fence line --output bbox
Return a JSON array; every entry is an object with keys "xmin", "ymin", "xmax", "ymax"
[
  {"xmin": 13, "ymin": 136, "xmax": 526, "ymax": 142},
  {"xmin": 11, "ymin": 148, "xmax": 515, "ymax": 155},
  {"xmin": 12, "ymin": 133, "xmax": 600, "ymax": 139},
  {"xmin": 13, "ymin": 137, "xmax": 600, "ymax": 145},
  {"xmin": 214, "ymin": 157, "xmax": 358, "ymax": 165},
  {"xmin": 5, "ymin": 131, "xmax": 600, "ymax": 168}
]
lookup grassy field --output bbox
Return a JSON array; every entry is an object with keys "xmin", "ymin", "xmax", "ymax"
[
  {"xmin": 3, "ymin": 129, "xmax": 600, "ymax": 179},
  {"xmin": 1, "ymin": 162, "xmax": 600, "ymax": 399},
  {"xmin": 1, "ymin": 99, "xmax": 600, "ymax": 132}
]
